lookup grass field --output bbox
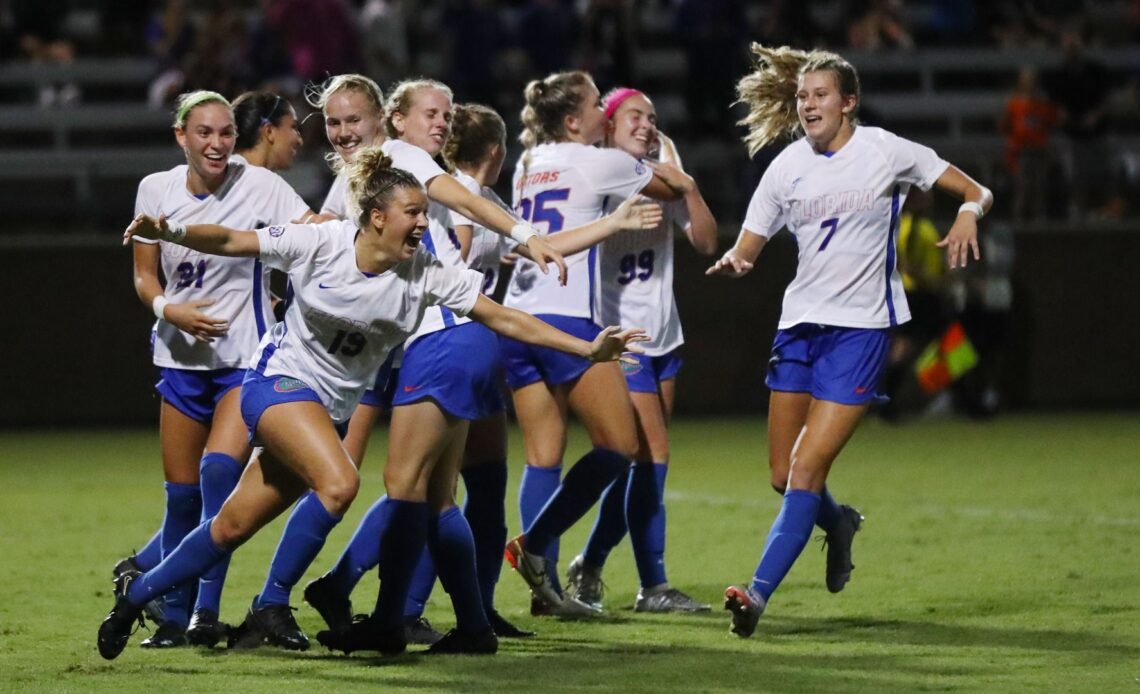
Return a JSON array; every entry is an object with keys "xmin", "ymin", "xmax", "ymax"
[{"xmin": 2, "ymin": 413, "xmax": 1138, "ymax": 693}]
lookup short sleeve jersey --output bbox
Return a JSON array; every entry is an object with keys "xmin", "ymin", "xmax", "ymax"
[
  {"xmin": 453, "ymin": 170, "xmax": 514, "ymax": 297},
  {"xmin": 251, "ymin": 219, "xmax": 483, "ymax": 422},
  {"xmin": 320, "ymin": 171, "xmax": 349, "ymax": 218},
  {"xmin": 743, "ymin": 126, "xmax": 949, "ymax": 329},
  {"xmin": 134, "ymin": 156, "xmax": 312, "ymax": 369},
  {"xmin": 505, "ymin": 142, "xmax": 653, "ymax": 320},
  {"xmin": 598, "ymin": 197, "xmax": 689, "ymax": 355}
]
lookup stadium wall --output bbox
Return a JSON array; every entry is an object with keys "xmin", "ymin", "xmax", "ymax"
[{"xmin": 2, "ymin": 228, "xmax": 1137, "ymax": 427}]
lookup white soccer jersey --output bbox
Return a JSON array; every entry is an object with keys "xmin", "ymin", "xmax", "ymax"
[
  {"xmin": 599, "ymin": 197, "xmax": 689, "ymax": 355},
  {"xmin": 320, "ymin": 171, "xmax": 349, "ymax": 218},
  {"xmin": 453, "ymin": 170, "xmax": 514, "ymax": 297},
  {"xmin": 134, "ymin": 156, "xmax": 312, "ymax": 370},
  {"xmin": 743, "ymin": 126, "xmax": 949, "ymax": 329},
  {"xmin": 505, "ymin": 142, "xmax": 653, "ymax": 320},
  {"xmin": 251, "ymin": 219, "xmax": 483, "ymax": 422}
]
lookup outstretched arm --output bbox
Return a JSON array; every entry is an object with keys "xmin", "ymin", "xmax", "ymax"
[
  {"xmin": 468, "ymin": 295, "xmax": 647, "ymax": 363},
  {"xmin": 512, "ymin": 196, "xmax": 663, "ymax": 259},
  {"xmin": 706, "ymin": 228, "xmax": 768, "ymax": 278},
  {"xmin": 124, "ymin": 214, "xmax": 261, "ymax": 257},
  {"xmin": 933, "ymin": 165, "xmax": 993, "ymax": 269}
]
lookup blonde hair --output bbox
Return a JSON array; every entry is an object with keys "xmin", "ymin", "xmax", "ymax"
[
  {"xmin": 384, "ymin": 78, "xmax": 454, "ymax": 139},
  {"xmin": 736, "ymin": 43, "xmax": 861, "ymax": 156},
  {"xmin": 443, "ymin": 103, "xmax": 506, "ymax": 172},
  {"xmin": 519, "ymin": 71, "xmax": 595, "ymax": 149},
  {"xmin": 306, "ymin": 73, "xmax": 385, "ymax": 115},
  {"xmin": 337, "ymin": 146, "xmax": 424, "ymax": 228},
  {"xmin": 173, "ymin": 90, "xmax": 231, "ymax": 128}
]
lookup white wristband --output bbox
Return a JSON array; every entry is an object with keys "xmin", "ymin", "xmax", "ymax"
[
  {"xmin": 152, "ymin": 295, "xmax": 170, "ymax": 320},
  {"xmin": 163, "ymin": 219, "xmax": 188, "ymax": 243},
  {"xmin": 958, "ymin": 201, "xmax": 985, "ymax": 219},
  {"xmin": 510, "ymin": 223, "xmax": 538, "ymax": 245}
]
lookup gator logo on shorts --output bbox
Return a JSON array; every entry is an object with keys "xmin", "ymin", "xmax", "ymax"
[
  {"xmin": 273, "ymin": 377, "xmax": 307, "ymax": 393},
  {"xmin": 621, "ymin": 360, "xmax": 643, "ymax": 377},
  {"xmin": 268, "ymin": 225, "xmax": 286, "ymax": 237}
]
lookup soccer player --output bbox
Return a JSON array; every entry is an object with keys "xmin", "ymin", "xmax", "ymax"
[
  {"xmin": 98, "ymin": 147, "xmax": 648, "ymax": 661},
  {"xmin": 232, "ymin": 91, "xmax": 304, "ymax": 171},
  {"xmin": 708, "ymin": 44, "xmax": 991, "ymax": 638},
  {"xmin": 498, "ymin": 70, "xmax": 686, "ymax": 615},
  {"xmin": 118, "ymin": 90, "xmax": 317, "ymax": 649},
  {"xmin": 565, "ymin": 87, "xmax": 718, "ymax": 614}
]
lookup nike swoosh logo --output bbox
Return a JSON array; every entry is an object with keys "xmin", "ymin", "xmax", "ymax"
[
  {"xmin": 403, "ymin": 385, "xmax": 424, "ymax": 393},
  {"xmin": 318, "ymin": 283, "xmax": 336, "ymax": 289}
]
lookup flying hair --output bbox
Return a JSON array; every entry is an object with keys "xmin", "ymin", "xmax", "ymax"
[
  {"xmin": 173, "ymin": 90, "xmax": 231, "ymax": 128},
  {"xmin": 736, "ymin": 43, "xmax": 861, "ymax": 156},
  {"xmin": 338, "ymin": 146, "xmax": 424, "ymax": 228}
]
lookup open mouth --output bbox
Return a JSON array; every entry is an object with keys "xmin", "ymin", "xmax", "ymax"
[
  {"xmin": 804, "ymin": 115, "xmax": 822, "ymax": 126},
  {"xmin": 337, "ymin": 139, "xmax": 361, "ymax": 156},
  {"xmin": 405, "ymin": 230, "xmax": 423, "ymax": 249}
]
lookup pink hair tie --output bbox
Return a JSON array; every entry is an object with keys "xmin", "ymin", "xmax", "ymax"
[{"xmin": 603, "ymin": 87, "xmax": 644, "ymax": 120}]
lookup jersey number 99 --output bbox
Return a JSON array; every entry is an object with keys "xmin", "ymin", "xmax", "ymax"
[{"xmin": 617, "ymin": 249, "xmax": 655, "ymax": 285}]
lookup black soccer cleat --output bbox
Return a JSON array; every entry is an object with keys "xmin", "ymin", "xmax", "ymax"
[
  {"xmin": 97, "ymin": 570, "xmax": 146, "ymax": 660},
  {"xmin": 303, "ymin": 573, "xmax": 353, "ymax": 632},
  {"xmin": 724, "ymin": 585, "xmax": 766, "ymax": 638},
  {"xmin": 824, "ymin": 505, "xmax": 864, "ymax": 593},
  {"xmin": 488, "ymin": 609, "xmax": 535, "ymax": 638},
  {"xmin": 185, "ymin": 608, "xmax": 230, "ymax": 648},
  {"xmin": 426, "ymin": 627, "xmax": 498, "ymax": 655},
  {"xmin": 316, "ymin": 614, "xmax": 406, "ymax": 656},
  {"xmin": 140, "ymin": 620, "xmax": 188, "ymax": 649},
  {"xmin": 404, "ymin": 616, "xmax": 443, "ymax": 645},
  {"xmin": 244, "ymin": 598, "xmax": 310, "ymax": 651},
  {"xmin": 112, "ymin": 554, "xmax": 165, "ymax": 625}
]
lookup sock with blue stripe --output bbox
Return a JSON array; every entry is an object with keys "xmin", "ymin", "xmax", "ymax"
[
  {"xmin": 627, "ymin": 462, "xmax": 669, "ymax": 589},
  {"xmin": 194, "ymin": 452, "xmax": 242, "ymax": 613},
  {"xmin": 526, "ymin": 448, "xmax": 630, "ymax": 557},
  {"xmin": 404, "ymin": 548, "xmax": 435, "ymax": 619},
  {"xmin": 519, "ymin": 464, "xmax": 563, "ymax": 593},
  {"xmin": 159, "ymin": 481, "xmax": 202, "ymax": 627},
  {"xmin": 582, "ymin": 466, "xmax": 630, "ymax": 568},
  {"xmin": 128, "ymin": 519, "xmax": 229, "ymax": 607},
  {"xmin": 461, "ymin": 459, "xmax": 508, "ymax": 611},
  {"xmin": 257, "ymin": 491, "xmax": 341, "ymax": 608},
  {"xmin": 372, "ymin": 499, "xmax": 429, "ymax": 629},
  {"xmin": 750, "ymin": 489, "xmax": 821, "ymax": 602},
  {"xmin": 134, "ymin": 529, "xmax": 163, "ymax": 571},
  {"xmin": 325, "ymin": 495, "xmax": 389, "ymax": 597},
  {"xmin": 429, "ymin": 506, "xmax": 490, "ymax": 632}
]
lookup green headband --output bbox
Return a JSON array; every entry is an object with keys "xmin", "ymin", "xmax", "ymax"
[{"xmin": 174, "ymin": 91, "xmax": 231, "ymax": 127}]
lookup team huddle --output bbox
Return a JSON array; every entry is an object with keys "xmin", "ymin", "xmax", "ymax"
[{"xmin": 97, "ymin": 42, "xmax": 992, "ymax": 660}]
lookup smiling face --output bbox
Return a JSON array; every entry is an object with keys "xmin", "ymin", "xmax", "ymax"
[
  {"xmin": 392, "ymin": 87, "xmax": 453, "ymax": 156},
  {"xmin": 608, "ymin": 93, "xmax": 657, "ymax": 159},
  {"xmin": 175, "ymin": 101, "xmax": 235, "ymax": 188},
  {"xmin": 796, "ymin": 69, "xmax": 857, "ymax": 151},
  {"xmin": 369, "ymin": 185, "xmax": 430, "ymax": 262},
  {"xmin": 324, "ymin": 88, "xmax": 384, "ymax": 162},
  {"xmin": 267, "ymin": 107, "xmax": 303, "ymax": 170}
]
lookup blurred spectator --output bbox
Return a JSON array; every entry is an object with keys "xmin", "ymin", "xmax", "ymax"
[
  {"xmin": 1045, "ymin": 30, "xmax": 1110, "ymax": 218},
  {"xmin": 846, "ymin": 0, "xmax": 915, "ymax": 51},
  {"xmin": 582, "ymin": 0, "xmax": 635, "ymax": 89},
  {"xmin": 147, "ymin": 2, "xmax": 252, "ymax": 108},
  {"xmin": 265, "ymin": 0, "xmax": 363, "ymax": 84},
  {"xmin": 10, "ymin": 0, "xmax": 80, "ymax": 106},
  {"xmin": 517, "ymin": 0, "xmax": 580, "ymax": 75},
  {"xmin": 361, "ymin": 0, "xmax": 410, "ymax": 91},
  {"xmin": 759, "ymin": 0, "xmax": 824, "ymax": 48},
  {"xmin": 675, "ymin": 0, "xmax": 747, "ymax": 138},
  {"xmin": 999, "ymin": 66, "xmax": 1058, "ymax": 222}
]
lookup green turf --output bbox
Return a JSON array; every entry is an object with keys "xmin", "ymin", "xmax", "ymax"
[{"xmin": 2, "ymin": 414, "xmax": 1138, "ymax": 692}]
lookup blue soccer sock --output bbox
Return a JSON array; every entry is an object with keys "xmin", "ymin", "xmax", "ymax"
[
  {"xmin": 461, "ymin": 459, "xmax": 508, "ymax": 611},
  {"xmin": 428, "ymin": 506, "xmax": 490, "ymax": 632},
  {"xmin": 526, "ymin": 448, "xmax": 630, "ymax": 558},
  {"xmin": 372, "ymin": 499, "xmax": 429, "ymax": 629},
  {"xmin": 325, "ymin": 495, "xmax": 389, "ymax": 598},
  {"xmin": 582, "ymin": 466, "xmax": 631, "ymax": 568},
  {"xmin": 750, "ymin": 489, "xmax": 821, "ymax": 602},
  {"xmin": 814, "ymin": 485, "xmax": 843, "ymax": 533},
  {"xmin": 257, "ymin": 491, "xmax": 341, "ymax": 608},
  {"xmin": 135, "ymin": 529, "xmax": 163, "ymax": 571},
  {"xmin": 194, "ymin": 452, "xmax": 242, "ymax": 613},
  {"xmin": 627, "ymin": 462, "xmax": 668, "ymax": 589},
  {"xmin": 159, "ymin": 481, "xmax": 202, "ymax": 627},
  {"xmin": 404, "ymin": 547, "xmax": 435, "ymax": 619},
  {"xmin": 128, "ymin": 519, "xmax": 229, "ymax": 608},
  {"xmin": 519, "ymin": 464, "xmax": 563, "ymax": 592}
]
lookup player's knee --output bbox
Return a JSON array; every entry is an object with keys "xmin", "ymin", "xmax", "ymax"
[
  {"xmin": 786, "ymin": 458, "xmax": 826, "ymax": 493},
  {"xmin": 209, "ymin": 512, "xmax": 253, "ymax": 550},
  {"xmin": 383, "ymin": 460, "xmax": 426, "ymax": 501},
  {"xmin": 318, "ymin": 468, "xmax": 360, "ymax": 515}
]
